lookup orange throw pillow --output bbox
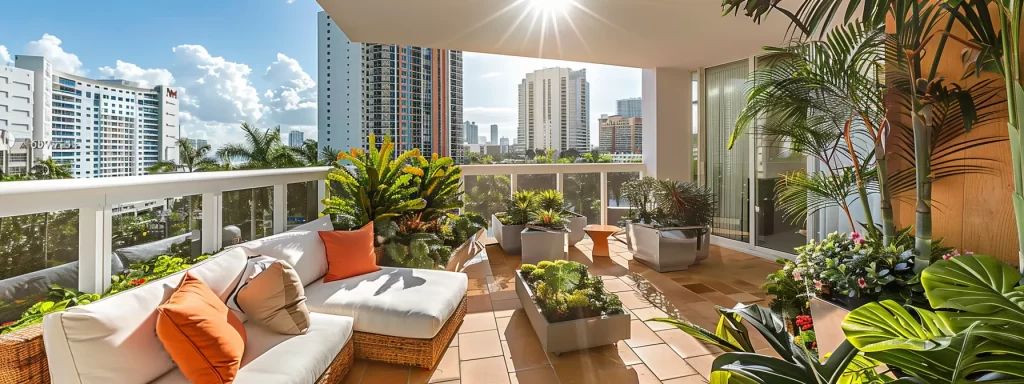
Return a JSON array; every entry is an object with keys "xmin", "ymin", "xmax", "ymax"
[
  {"xmin": 157, "ymin": 273, "xmax": 246, "ymax": 384},
  {"xmin": 319, "ymin": 222, "xmax": 380, "ymax": 282}
]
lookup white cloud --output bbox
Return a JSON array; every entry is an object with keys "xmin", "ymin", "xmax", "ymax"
[
  {"xmin": 481, "ymin": 71, "xmax": 503, "ymax": 79},
  {"xmin": 24, "ymin": 34, "xmax": 84, "ymax": 75},
  {"xmin": 262, "ymin": 53, "xmax": 317, "ymax": 126},
  {"xmin": 171, "ymin": 44, "xmax": 265, "ymax": 125},
  {"xmin": 0, "ymin": 46, "xmax": 11, "ymax": 66},
  {"xmin": 97, "ymin": 60, "xmax": 174, "ymax": 88}
]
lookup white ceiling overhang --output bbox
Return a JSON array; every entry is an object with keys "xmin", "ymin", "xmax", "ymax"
[{"xmin": 318, "ymin": 0, "xmax": 795, "ymax": 69}]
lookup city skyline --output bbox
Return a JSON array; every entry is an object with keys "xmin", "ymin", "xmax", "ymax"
[{"xmin": 0, "ymin": 1, "xmax": 640, "ymax": 154}]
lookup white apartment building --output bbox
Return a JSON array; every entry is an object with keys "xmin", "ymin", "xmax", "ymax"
[
  {"xmin": 0, "ymin": 65, "xmax": 37, "ymax": 175},
  {"xmin": 186, "ymin": 138, "xmax": 209, "ymax": 150},
  {"xmin": 6, "ymin": 56, "xmax": 180, "ymax": 179},
  {"xmin": 317, "ymin": 11, "xmax": 465, "ymax": 163},
  {"xmin": 517, "ymin": 67, "xmax": 589, "ymax": 153},
  {"xmin": 289, "ymin": 130, "xmax": 305, "ymax": 148}
]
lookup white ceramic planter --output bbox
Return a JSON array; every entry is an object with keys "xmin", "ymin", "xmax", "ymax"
[
  {"xmin": 492, "ymin": 214, "xmax": 526, "ymax": 255},
  {"xmin": 628, "ymin": 223, "xmax": 711, "ymax": 272},
  {"xmin": 566, "ymin": 214, "xmax": 587, "ymax": 246},
  {"xmin": 520, "ymin": 228, "xmax": 567, "ymax": 265},
  {"xmin": 515, "ymin": 273, "xmax": 631, "ymax": 355}
]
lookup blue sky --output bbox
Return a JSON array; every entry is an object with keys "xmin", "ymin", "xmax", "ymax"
[{"xmin": 0, "ymin": 0, "xmax": 640, "ymax": 148}]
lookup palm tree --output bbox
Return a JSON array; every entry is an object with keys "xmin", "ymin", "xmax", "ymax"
[
  {"xmin": 319, "ymin": 145, "xmax": 339, "ymax": 166},
  {"xmin": 726, "ymin": 0, "xmax": 996, "ymax": 269},
  {"xmin": 730, "ymin": 23, "xmax": 888, "ymax": 241},
  {"xmin": 289, "ymin": 139, "xmax": 336, "ymax": 166},
  {"xmin": 215, "ymin": 123, "xmax": 302, "ymax": 169},
  {"xmin": 147, "ymin": 138, "xmax": 220, "ymax": 173},
  {"xmin": 33, "ymin": 158, "xmax": 73, "ymax": 180}
]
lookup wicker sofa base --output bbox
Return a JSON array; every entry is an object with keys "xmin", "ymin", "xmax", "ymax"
[
  {"xmin": 316, "ymin": 339, "xmax": 356, "ymax": 384},
  {"xmin": 352, "ymin": 295, "xmax": 467, "ymax": 370},
  {"xmin": 0, "ymin": 324, "xmax": 48, "ymax": 384}
]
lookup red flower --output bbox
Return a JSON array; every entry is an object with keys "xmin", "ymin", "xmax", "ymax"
[
  {"xmin": 0, "ymin": 321, "xmax": 15, "ymax": 328},
  {"xmin": 130, "ymin": 278, "xmax": 148, "ymax": 286},
  {"xmin": 858, "ymin": 277, "xmax": 867, "ymax": 289},
  {"xmin": 801, "ymin": 325, "xmax": 813, "ymax": 331}
]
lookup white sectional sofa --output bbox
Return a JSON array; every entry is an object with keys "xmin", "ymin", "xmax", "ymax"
[{"xmin": 41, "ymin": 216, "xmax": 469, "ymax": 384}]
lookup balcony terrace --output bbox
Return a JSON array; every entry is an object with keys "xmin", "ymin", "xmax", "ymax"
[{"xmin": 0, "ymin": 162, "xmax": 778, "ymax": 383}]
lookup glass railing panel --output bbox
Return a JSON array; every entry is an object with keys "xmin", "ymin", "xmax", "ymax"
[
  {"xmin": 563, "ymin": 173, "xmax": 601, "ymax": 225},
  {"xmin": 222, "ymin": 187, "xmax": 274, "ymax": 244},
  {"xmin": 516, "ymin": 174, "xmax": 556, "ymax": 192},
  {"xmin": 607, "ymin": 171, "xmax": 640, "ymax": 226},
  {"xmin": 286, "ymin": 181, "xmax": 320, "ymax": 230},
  {"xmin": 0, "ymin": 209, "xmax": 79, "ymax": 324},
  {"xmin": 464, "ymin": 174, "xmax": 510, "ymax": 235}
]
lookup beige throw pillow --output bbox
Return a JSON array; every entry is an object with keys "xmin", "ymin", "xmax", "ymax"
[{"xmin": 235, "ymin": 259, "xmax": 311, "ymax": 335}]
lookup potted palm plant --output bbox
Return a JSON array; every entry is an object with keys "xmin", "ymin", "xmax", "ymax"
[
  {"xmin": 622, "ymin": 177, "xmax": 715, "ymax": 272},
  {"xmin": 521, "ymin": 209, "xmax": 570, "ymax": 265},
  {"xmin": 493, "ymin": 190, "xmax": 536, "ymax": 255},
  {"xmin": 536, "ymin": 190, "xmax": 587, "ymax": 246}
]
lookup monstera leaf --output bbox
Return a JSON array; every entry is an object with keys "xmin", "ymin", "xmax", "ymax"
[
  {"xmin": 842, "ymin": 256, "xmax": 1024, "ymax": 382},
  {"xmin": 922, "ymin": 255, "xmax": 1024, "ymax": 348},
  {"xmin": 711, "ymin": 340, "xmax": 860, "ymax": 384}
]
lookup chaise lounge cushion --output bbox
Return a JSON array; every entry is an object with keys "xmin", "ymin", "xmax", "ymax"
[
  {"xmin": 42, "ymin": 247, "xmax": 249, "ymax": 384},
  {"xmin": 151, "ymin": 312, "xmax": 353, "ymax": 384},
  {"xmin": 303, "ymin": 267, "xmax": 468, "ymax": 339},
  {"xmin": 238, "ymin": 216, "xmax": 333, "ymax": 286}
]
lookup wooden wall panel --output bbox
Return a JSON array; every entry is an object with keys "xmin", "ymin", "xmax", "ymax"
[{"xmin": 887, "ymin": 3, "xmax": 1018, "ymax": 265}]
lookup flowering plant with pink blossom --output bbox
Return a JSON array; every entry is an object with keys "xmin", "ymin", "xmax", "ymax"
[{"xmin": 792, "ymin": 232, "xmax": 918, "ymax": 305}]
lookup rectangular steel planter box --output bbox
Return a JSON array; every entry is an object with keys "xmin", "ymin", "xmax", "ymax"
[
  {"xmin": 492, "ymin": 214, "xmax": 526, "ymax": 255},
  {"xmin": 515, "ymin": 272, "xmax": 631, "ymax": 355},
  {"xmin": 627, "ymin": 223, "xmax": 710, "ymax": 272},
  {"xmin": 521, "ymin": 229, "xmax": 567, "ymax": 265},
  {"xmin": 809, "ymin": 296, "xmax": 852, "ymax": 356}
]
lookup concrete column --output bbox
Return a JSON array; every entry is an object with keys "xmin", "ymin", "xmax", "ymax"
[{"xmin": 641, "ymin": 68, "xmax": 693, "ymax": 182}]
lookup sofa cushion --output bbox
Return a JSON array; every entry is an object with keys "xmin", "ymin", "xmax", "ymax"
[
  {"xmin": 42, "ymin": 247, "xmax": 248, "ymax": 384},
  {"xmin": 319, "ymin": 222, "xmax": 379, "ymax": 282},
  {"xmin": 151, "ymin": 312, "xmax": 353, "ymax": 384},
  {"xmin": 237, "ymin": 216, "xmax": 332, "ymax": 286},
  {"xmin": 156, "ymin": 273, "xmax": 247, "ymax": 384},
  {"xmin": 235, "ymin": 259, "xmax": 310, "ymax": 335},
  {"xmin": 303, "ymin": 267, "xmax": 468, "ymax": 339}
]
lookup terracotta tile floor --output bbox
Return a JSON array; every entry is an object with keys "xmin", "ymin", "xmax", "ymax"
[{"xmin": 344, "ymin": 237, "xmax": 781, "ymax": 384}]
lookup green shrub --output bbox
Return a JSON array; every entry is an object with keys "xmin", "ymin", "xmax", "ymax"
[{"xmin": 519, "ymin": 261, "xmax": 623, "ymax": 322}]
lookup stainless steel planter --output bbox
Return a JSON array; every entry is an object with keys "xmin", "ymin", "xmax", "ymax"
[
  {"xmin": 520, "ymin": 228, "xmax": 567, "ymax": 265},
  {"xmin": 515, "ymin": 273, "xmax": 631, "ymax": 355},
  {"xmin": 627, "ymin": 223, "xmax": 711, "ymax": 272},
  {"xmin": 492, "ymin": 214, "xmax": 526, "ymax": 255}
]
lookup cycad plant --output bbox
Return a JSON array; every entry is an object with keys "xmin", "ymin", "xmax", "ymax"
[
  {"xmin": 498, "ymin": 190, "xmax": 538, "ymax": 226},
  {"xmin": 528, "ymin": 209, "xmax": 570, "ymax": 231},
  {"xmin": 322, "ymin": 135, "xmax": 426, "ymax": 240}
]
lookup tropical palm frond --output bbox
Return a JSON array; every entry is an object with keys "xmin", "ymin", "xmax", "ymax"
[{"xmin": 775, "ymin": 168, "xmax": 864, "ymax": 225}]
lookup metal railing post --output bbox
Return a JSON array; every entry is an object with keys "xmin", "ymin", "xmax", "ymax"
[
  {"xmin": 556, "ymin": 172, "xmax": 564, "ymax": 193},
  {"xmin": 273, "ymin": 184, "xmax": 286, "ymax": 234},
  {"xmin": 79, "ymin": 204, "xmax": 112, "ymax": 293},
  {"xmin": 201, "ymin": 192, "xmax": 222, "ymax": 253},
  {"xmin": 600, "ymin": 171, "xmax": 609, "ymax": 225},
  {"xmin": 510, "ymin": 173, "xmax": 518, "ymax": 195}
]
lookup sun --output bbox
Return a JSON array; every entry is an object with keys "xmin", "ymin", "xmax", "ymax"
[{"xmin": 529, "ymin": 0, "xmax": 574, "ymax": 15}]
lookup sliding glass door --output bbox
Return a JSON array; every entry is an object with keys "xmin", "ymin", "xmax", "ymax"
[{"xmin": 704, "ymin": 60, "xmax": 750, "ymax": 242}]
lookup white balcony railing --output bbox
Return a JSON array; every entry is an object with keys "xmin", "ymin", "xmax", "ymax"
[{"xmin": 0, "ymin": 162, "xmax": 643, "ymax": 298}]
